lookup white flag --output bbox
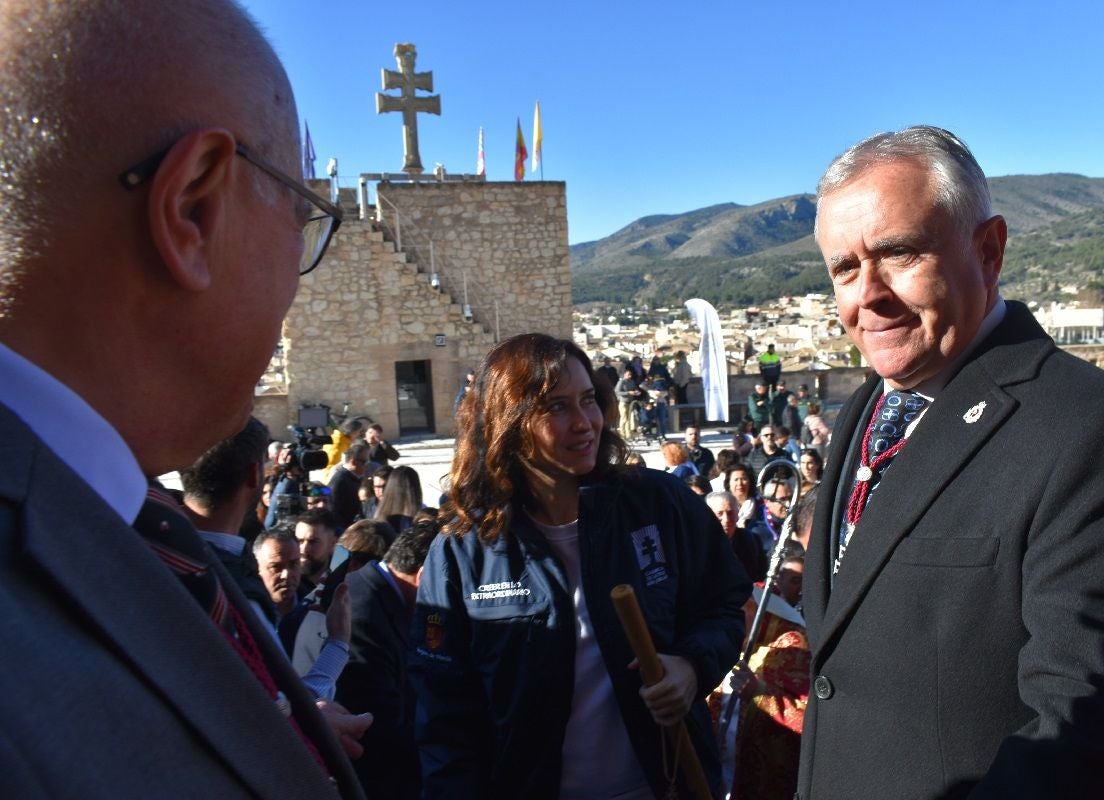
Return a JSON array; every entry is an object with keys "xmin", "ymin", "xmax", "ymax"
[
  {"xmin": 684, "ymin": 298, "xmax": 729, "ymax": 422},
  {"xmin": 532, "ymin": 102, "xmax": 542, "ymax": 173},
  {"xmin": 476, "ymin": 127, "xmax": 486, "ymax": 177}
]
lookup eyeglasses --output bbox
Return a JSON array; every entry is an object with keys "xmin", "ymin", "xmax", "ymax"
[{"xmin": 119, "ymin": 141, "xmax": 343, "ymax": 276}]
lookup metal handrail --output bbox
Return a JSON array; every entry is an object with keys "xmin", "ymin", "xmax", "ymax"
[{"xmin": 371, "ymin": 190, "xmax": 490, "ymax": 333}]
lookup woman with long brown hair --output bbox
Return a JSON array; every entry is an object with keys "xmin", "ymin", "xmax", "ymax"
[{"xmin": 409, "ymin": 333, "xmax": 748, "ymax": 799}]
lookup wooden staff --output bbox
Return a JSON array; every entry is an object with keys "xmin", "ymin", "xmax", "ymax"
[{"xmin": 611, "ymin": 584, "xmax": 713, "ymax": 800}]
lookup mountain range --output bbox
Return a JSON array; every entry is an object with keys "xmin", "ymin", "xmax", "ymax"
[{"xmin": 570, "ymin": 174, "xmax": 1104, "ymax": 308}]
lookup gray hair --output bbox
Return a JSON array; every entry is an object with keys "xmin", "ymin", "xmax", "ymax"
[
  {"xmin": 815, "ymin": 125, "xmax": 992, "ymax": 239},
  {"xmin": 705, "ymin": 490, "xmax": 736, "ymax": 506},
  {"xmin": 252, "ymin": 525, "xmax": 297, "ymax": 559}
]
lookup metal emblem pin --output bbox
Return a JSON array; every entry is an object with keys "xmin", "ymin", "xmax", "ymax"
[{"xmin": 963, "ymin": 401, "xmax": 987, "ymax": 424}]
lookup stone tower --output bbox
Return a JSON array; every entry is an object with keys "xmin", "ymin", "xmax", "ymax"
[{"xmin": 254, "ymin": 178, "xmax": 571, "ymax": 440}]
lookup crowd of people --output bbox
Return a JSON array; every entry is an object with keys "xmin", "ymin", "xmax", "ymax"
[
  {"xmin": 165, "ymin": 331, "xmax": 822, "ymax": 799},
  {"xmin": 3, "ymin": 1, "xmax": 1098, "ymax": 796}
]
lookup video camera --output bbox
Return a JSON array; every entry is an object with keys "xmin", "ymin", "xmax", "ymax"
[
  {"xmin": 269, "ymin": 405, "xmax": 333, "ymax": 525},
  {"xmin": 287, "ymin": 404, "xmax": 332, "ymax": 473}
]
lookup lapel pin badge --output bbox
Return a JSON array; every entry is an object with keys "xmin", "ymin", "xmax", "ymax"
[{"xmin": 962, "ymin": 401, "xmax": 987, "ymax": 424}]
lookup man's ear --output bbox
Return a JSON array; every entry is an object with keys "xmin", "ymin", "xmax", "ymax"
[
  {"xmin": 146, "ymin": 129, "xmax": 237, "ymax": 292},
  {"xmin": 975, "ymin": 214, "xmax": 1007, "ymax": 290}
]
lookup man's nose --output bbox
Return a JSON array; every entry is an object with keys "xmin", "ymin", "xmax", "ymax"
[{"xmin": 858, "ymin": 262, "xmax": 892, "ymax": 307}]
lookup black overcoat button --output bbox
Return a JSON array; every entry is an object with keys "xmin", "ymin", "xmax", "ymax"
[{"xmin": 813, "ymin": 675, "xmax": 834, "ymax": 699}]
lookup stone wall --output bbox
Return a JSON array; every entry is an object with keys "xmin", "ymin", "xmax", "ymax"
[
  {"xmin": 671, "ymin": 367, "xmax": 868, "ymax": 430},
  {"xmin": 375, "ymin": 181, "xmax": 571, "ymax": 342},
  {"xmin": 271, "ymin": 180, "xmax": 570, "ymax": 438}
]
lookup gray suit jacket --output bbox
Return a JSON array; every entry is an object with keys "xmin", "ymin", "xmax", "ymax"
[
  {"xmin": 798, "ymin": 302, "xmax": 1104, "ymax": 799},
  {"xmin": 0, "ymin": 404, "xmax": 364, "ymax": 798}
]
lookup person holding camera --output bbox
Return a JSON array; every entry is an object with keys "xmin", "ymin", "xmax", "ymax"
[{"xmin": 366, "ymin": 424, "xmax": 400, "ymax": 468}]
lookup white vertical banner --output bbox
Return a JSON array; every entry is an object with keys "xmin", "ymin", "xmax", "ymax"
[
  {"xmin": 476, "ymin": 126, "xmax": 486, "ymax": 177},
  {"xmin": 684, "ymin": 298, "xmax": 729, "ymax": 422}
]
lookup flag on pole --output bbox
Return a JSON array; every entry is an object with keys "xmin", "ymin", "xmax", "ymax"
[
  {"xmin": 476, "ymin": 127, "xmax": 486, "ymax": 177},
  {"xmin": 514, "ymin": 118, "xmax": 527, "ymax": 181},
  {"xmin": 532, "ymin": 102, "xmax": 542, "ymax": 174},
  {"xmin": 302, "ymin": 121, "xmax": 316, "ymax": 180},
  {"xmin": 685, "ymin": 298, "xmax": 729, "ymax": 422}
]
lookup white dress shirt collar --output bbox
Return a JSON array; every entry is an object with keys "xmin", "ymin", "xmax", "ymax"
[{"xmin": 0, "ymin": 341, "xmax": 146, "ymax": 524}]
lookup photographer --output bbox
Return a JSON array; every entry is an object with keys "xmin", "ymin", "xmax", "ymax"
[
  {"xmin": 265, "ymin": 452, "xmax": 307, "ymax": 529},
  {"xmin": 264, "ymin": 417, "xmax": 334, "ymax": 529}
]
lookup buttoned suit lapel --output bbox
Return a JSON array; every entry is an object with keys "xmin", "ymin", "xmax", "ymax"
[
  {"xmin": 817, "ymin": 375, "xmax": 1015, "ymax": 657},
  {"xmin": 814, "ymin": 304, "xmax": 1052, "ymax": 662},
  {"xmin": 1, "ymin": 408, "xmax": 343, "ymax": 798},
  {"xmin": 803, "ymin": 373, "xmax": 878, "ymax": 642}
]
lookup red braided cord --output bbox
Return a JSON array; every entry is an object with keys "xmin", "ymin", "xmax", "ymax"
[
  {"xmin": 221, "ymin": 603, "xmax": 329, "ymax": 773},
  {"xmin": 846, "ymin": 395, "xmax": 909, "ymax": 527}
]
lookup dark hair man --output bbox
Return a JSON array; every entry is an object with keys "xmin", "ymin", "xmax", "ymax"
[
  {"xmin": 181, "ymin": 417, "xmax": 274, "ymax": 624},
  {"xmin": 747, "ymin": 424, "xmax": 794, "ymax": 481},
  {"xmin": 799, "ymin": 125, "xmax": 1104, "ymax": 798},
  {"xmin": 761, "ymin": 477, "xmax": 793, "ymax": 532},
  {"xmin": 684, "ymin": 424, "xmax": 715, "ymax": 478},
  {"xmin": 337, "ymin": 521, "xmax": 439, "ymax": 799},
  {"xmin": 0, "ymin": 2, "xmax": 366, "ymax": 795},
  {"xmin": 365, "ymin": 423, "xmax": 400, "ymax": 468},
  {"xmin": 329, "ymin": 441, "xmax": 371, "ymax": 528},
  {"xmin": 746, "ymin": 381, "xmax": 771, "ymax": 430},
  {"xmin": 295, "ymin": 509, "xmax": 340, "ymax": 591}
]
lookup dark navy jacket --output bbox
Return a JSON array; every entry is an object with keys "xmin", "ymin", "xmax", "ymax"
[{"xmin": 409, "ymin": 468, "xmax": 749, "ymax": 799}]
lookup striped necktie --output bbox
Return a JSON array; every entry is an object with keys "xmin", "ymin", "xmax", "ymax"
[
  {"xmin": 132, "ymin": 482, "xmax": 329, "ymax": 771},
  {"xmin": 133, "ymin": 483, "xmax": 232, "ymax": 632}
]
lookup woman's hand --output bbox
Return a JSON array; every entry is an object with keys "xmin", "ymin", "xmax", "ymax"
[{"xmin": 632, "ymin": 653, "xmax": 698, "ymax": 727}]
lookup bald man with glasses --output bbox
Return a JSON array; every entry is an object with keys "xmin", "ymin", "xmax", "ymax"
[{"xmin": 0, "ymin": 1, "xmax": 364, "ymax": 797}]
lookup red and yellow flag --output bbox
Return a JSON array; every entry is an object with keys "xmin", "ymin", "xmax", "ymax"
[{"xmin": 514, "ymin": 118, "xmax": 527, "ymax": 181}]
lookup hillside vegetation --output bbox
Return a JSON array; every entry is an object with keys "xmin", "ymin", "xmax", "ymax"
[{"xmin": 571, "ymin": 175, "xmax": 1104, "ymax": 308}]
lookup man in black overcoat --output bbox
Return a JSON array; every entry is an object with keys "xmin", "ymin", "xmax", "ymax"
[{"xmin": 797, "ymin": 125, "xmax": 1104, "ymax": 799}]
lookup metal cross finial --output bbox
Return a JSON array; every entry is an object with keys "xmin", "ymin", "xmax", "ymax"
[{"xmin": 376, "ymin": 43, "xmax": 441, "ymax": 175}]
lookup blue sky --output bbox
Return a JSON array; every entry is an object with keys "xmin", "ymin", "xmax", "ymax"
[{"xmin": 243, "ymin": 0, "xmax": 1104, "ymax": 245}]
